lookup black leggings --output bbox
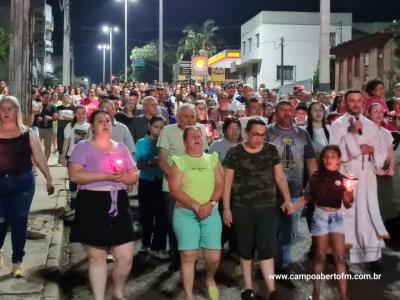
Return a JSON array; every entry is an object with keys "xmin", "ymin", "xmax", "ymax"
[{"xmin": 138, "ymin": 178, "xmax": 167, "ymax": 251}]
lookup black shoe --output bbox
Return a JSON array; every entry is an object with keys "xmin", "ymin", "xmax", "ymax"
[
  {"xmin": 275, "ymin": 267, "xmax": 296, "ymax": 289},
  {"xmin": 268, "ymin": 291, "xmax": 282, "ymax": 300},
  {"xmin": 241, "ymin": 289, "xmax": 257, "ymax": 300}
]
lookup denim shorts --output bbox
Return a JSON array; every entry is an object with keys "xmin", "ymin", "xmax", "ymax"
[
  {"xmin": 311, "ymin": 207, "xmax": 344, "ymax": 236},
  {"xmin": 173, "ymin": 207, "xmax": 222, "ymax": 251}
]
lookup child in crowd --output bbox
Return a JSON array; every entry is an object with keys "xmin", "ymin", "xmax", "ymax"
[
  {"xmin": 294, "ymin": 145, "xmax": 354, "ymax": 300},
  {"xmin": 60, "ymin": 106, "xmax": 90, "ymax": 221},
  {"xmin": 135, "ymin": 116, "xmax": 167, "ymax": 259}
]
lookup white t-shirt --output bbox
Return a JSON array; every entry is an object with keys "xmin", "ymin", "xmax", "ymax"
[
  {"xmin": 312, "ymin": 126, "xmax": 330, "ymax": 155},
  {"xmin": 64, "ymin": 122, "xmax": 90, "ymax": 156}
]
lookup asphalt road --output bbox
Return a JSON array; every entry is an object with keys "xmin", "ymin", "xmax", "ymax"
[{"xmin": 60, "ymin": 204, "xmax": 400, "ymax": 300}]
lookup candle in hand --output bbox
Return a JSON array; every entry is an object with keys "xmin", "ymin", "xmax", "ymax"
[{"xmin": 113, "ymin": 159, "xmax": 124, "ymax": 172}]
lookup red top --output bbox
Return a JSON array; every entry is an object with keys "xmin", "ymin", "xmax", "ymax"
[{"xmin": 80, "ymin": 98, "xmax": 99, "ymax": 118}]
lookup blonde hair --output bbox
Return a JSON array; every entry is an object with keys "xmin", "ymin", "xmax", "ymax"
[{"xmin": 0, "ymin": 96, "xmax": 28, "ymax": 132}]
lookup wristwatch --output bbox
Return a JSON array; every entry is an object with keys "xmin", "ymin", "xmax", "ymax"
[{"xmin": 209, "ymin": 200, "xmax": 218, "ymax": 207}]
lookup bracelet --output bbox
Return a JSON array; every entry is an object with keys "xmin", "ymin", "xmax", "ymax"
[{"xmin": 209, "ymin": 200, "xmax": 218, "ymax": 207}]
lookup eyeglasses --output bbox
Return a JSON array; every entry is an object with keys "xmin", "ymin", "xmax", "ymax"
[{"xmin": 250, "ymin": 132, "xmax": 266, "ymax": 137}]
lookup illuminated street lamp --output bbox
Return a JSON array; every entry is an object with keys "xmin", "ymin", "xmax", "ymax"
[
  {"xmin": 102, "ymin": 25, "xmax": 119, "ymax": 83},
  {"xmin": 97, "ymin": 44, "xmax": 110, "ymax": 84},
  {"xmin": 116, "ymin": 0, "xmax": 137, "ymax": 83}
]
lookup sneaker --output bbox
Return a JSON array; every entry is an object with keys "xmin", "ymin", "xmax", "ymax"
[
  {"xmin": 151, "ymin": 250, "xmax": 169, "ymax": 260},
  {"xmin": 106, "ymin": 254, "xmax": 115, "ymax": 263},
  {"xmin": 11, "ymin": 263, "xmax": 25, "ymax": 278},
  {"xmin": 241, "ymin": 289, "xmax": 257, "ymax": 300}
]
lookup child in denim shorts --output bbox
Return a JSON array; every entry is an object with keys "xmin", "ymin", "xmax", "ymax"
[{"xmin": 295, "ymin": 145, "xmax": 354, "ymax": 300}]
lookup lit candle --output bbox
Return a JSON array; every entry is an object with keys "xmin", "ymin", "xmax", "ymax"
[{"xmin": 113, "ymin": 159, "xmax": 124, "ymax": 172}]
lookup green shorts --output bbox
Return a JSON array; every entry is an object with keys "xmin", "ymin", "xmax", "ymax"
[{"xmin": 173, "ymin": 206, "xmax": 222, "ymax": 251}]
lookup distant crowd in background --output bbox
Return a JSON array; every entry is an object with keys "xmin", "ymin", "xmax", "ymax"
[{"xmin": 1, "ymin": 77, "xmax": 400, "ymax": 300}]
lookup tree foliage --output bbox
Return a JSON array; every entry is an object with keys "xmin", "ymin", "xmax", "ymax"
[
  {"xmin": 129, "ymin": 42, "xmax": 175, "ymax": 82},
  {"xmin": 176, "ymin": 19, "xmax": 219, "ymax": 61},
  {"xmin": 0, "ymin": 28, "xmax": 9, "ymax": 63}
]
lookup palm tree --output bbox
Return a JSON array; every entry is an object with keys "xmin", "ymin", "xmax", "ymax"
[{"xmin": 176, "ymin": 19, "xmax": 219, "ymax": 61}]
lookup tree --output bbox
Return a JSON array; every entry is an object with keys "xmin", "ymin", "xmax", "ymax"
[
  {"xmin": 129, "ymin": 42, "xmax": 175, "ymax": 82},
  {"xmin": 0, "ymin": 27, "xmax": 9, "ymax": 63},
  {"xmin": 176, "ymin": 19, "xmax": 219, "ymax": 61}
]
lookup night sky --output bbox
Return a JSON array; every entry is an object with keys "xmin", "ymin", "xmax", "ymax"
[{"xmin": 48, "ymin": 0, "xmax": 400, "ymax": 83}]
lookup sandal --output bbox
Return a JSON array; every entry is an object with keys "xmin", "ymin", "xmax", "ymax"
[{"xmin": 208, "ymin": 285, "xmax": 219, "ymax": 300}]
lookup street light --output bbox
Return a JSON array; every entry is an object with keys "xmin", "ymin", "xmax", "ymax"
[
  {"xmin": 98, "ymin": 44, "xmax": 110, "ymax": 84},
  {"xmin": 102, "ymin": 25, "xmax": 119, "ymax": 83},
  {"xmin": 159, "ymin": 0, "xmax": 163, "ymax": 83},
  {"xmin": 116, "ymin": 0, "xmax": 137, "ymax": 83}
]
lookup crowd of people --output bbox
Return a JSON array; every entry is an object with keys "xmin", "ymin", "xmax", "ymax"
[{"xmin": 0, "ymin": 78, "xmax": 400, "ymax": 300}]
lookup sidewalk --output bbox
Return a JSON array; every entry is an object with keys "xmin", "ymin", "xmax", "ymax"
[{"xmin": 0, "ymin": 154, "xmax": 68, "ymax": 300}]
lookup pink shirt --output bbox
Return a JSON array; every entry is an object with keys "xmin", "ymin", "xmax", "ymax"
[
  {"xmin": 80, "ymin": 98, "xmax": 99, "ymax": 118},
  {"xmin": 364, "ymin": 97, "xmax": 389, "ymax": 113},
  {"xmin": 69, "ymin": 140, "xmax": 136, "ymax": 191}
]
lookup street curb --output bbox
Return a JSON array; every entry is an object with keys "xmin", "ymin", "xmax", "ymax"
[{"xmin": 42, "ymin": 185, "xmax": 68, "ymax": 300}]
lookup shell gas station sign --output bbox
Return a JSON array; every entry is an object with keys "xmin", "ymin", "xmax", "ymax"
[{"xmin": 191, "ymin": 55, "xmax": 209, "ymax": 76}]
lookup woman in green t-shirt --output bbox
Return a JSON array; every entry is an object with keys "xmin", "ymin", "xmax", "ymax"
[{"xmin": 169, "ymin": 125, "xmax": 224, "ymax": 300}]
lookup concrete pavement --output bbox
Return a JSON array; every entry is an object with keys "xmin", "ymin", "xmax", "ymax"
[{"xmin": 0, "ymin": 154, "xmax": 68, "ymax": 300}]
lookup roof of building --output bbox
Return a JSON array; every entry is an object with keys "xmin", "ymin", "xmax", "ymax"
[
  {"xmin": 241, "ymin": 11, "xmax": 352, "ymax": 35},
  {"xmin": 330, "ymin": 31, "xmax": 394, "ymax": 58}
]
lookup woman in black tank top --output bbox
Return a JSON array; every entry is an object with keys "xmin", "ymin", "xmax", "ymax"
[{"xmin": 0, "ymin": 96, "xmax": 54, "ymax": 277}]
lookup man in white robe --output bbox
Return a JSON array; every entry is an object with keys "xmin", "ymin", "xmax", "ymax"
[{"xmin": 330, "ymin": 90, "xmax": 390, "ymax": 264}]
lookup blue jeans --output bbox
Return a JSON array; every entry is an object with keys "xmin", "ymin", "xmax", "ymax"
[
  {"xmin": 0, "ymin": 171, "xmax": 35, "ymax": 263},
  {"xmin": 276, "ymin": 197, "xmax": 301, "ymax": 269}
]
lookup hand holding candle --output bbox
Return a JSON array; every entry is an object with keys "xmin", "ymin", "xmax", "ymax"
[{"xmin": 113, "ymin": 159, "xmax": 124, "ymax": 173}]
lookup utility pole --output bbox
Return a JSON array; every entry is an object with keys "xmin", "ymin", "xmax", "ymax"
[
  {"xmin": 9, "ymin": 0, "xmax": 32, "ymax": 119},
  {"xmin": 159, "ymin": 0, "xmax": 163, "ymax": 83},
  {"xmin": 280, "ymin": 37, "xmax": 284, "ymax": 86},
  {"xmin": 124, "ymin": 0, "xmax": 128, "ymax": 82},
  {"xmin": 319, "ymin": 0, "xmax": 331, "ymax": 91},
  {"xmin": 62, "ymin": 0, "xmax": 71, "ymax": 86}
]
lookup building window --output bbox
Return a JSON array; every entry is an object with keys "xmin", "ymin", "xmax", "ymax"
[
  {"xmin": 329, "ymin": 32, "xmax": 337, "ymax": 47},
  {"xmin": 248, "ymin": 38, "xmax": 252, "ymax": 52},
  {"xmin": 256, "ymin": 34, "xmax": 260, "ymax": 48},
  {"xmin": 242, "ymin": 41, "xmax": 246, "ymax": 54},
  {"xmin": 277, "ymin": 65, "xmax": 295, "ymax": 81}
]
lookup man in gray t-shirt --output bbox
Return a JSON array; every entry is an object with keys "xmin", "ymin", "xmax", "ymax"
[{"xmin": 267, "ymin": 100, "xmax": 317, "ymax": 270}]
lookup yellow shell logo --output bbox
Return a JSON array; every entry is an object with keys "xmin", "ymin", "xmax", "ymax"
[{"xmin": 193, "ymin": 57, "xmax": 207, "ymax": 70}]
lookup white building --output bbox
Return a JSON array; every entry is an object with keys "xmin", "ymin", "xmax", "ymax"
[
  {"xmin": 239, "ymin": 11, "xmax": 352, "ymax": 91},
  {"xmin": 32, "ymin": 0, "xmax": 54, "ymax": 85}
]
